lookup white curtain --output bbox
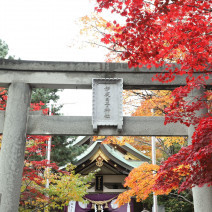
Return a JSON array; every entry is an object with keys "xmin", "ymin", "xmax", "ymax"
[
  {"xmin": 127, "ymin": 203, "xmax": 130, "ymax": 212},
  {"xmin": 78, "ymin": 202, "xmax": 88, "ymax": 209},
  {"xmin": 111, "ymin": 199, "xmax": 118, "ymax": 209},
  {"xmin": 67, "ymin": 201, "xmax": 76, "ymax": 212}
]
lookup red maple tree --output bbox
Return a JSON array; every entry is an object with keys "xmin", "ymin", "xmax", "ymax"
[
  {"xmin": 154, "ymin": 116, "xmax": 212, "ymax": 193},
  {"xmin": 95, "ymin": 0, "xmax": 212, "ymax": 192},
  {"xmin": 21, "ymin": 102, "xmax": 58, "ymax": 206},
  {"xmin": 0, "ymin": 88, "xmax": 7, "ymax": 110}
]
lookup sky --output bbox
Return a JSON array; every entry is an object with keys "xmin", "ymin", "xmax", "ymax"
[
  {"xmin": 0, "ymin": 0, "xmax": 110, "ymax": 115},
  {"xmin": 0, "ymin": 0, "xmax": 108, "ymax": 62}
]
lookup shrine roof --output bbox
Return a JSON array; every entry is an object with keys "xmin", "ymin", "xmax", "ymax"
[
  {"xmin": 72, "ymin": 136, "xmax": 149, "ymax": 161},
  {"xmin": 71, "ymin": 136, "xmax": 89, "ymax": 146},
  {"xmin": 103, "ymin": 144, "xmax": 144, "ymax": 168},
  {"xmin": 75, "ymin": 141, "xmax": 100, "ymax": 162},
  {"xmin": 74, "ymin": 140, "xmax": 147, "ymax": 170}
]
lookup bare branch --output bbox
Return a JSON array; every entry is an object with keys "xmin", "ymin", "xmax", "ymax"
[
  {"xmin": 170, "ymin": 192, "xmax": 193, "ymax": 205},
  {"xmin": 85, "ymin": 41, "xmax": 124, "ymax": 53}
]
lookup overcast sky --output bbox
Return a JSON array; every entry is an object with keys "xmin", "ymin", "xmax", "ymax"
[
  {"xmin": 0, "ymin": 0, "xmax": 108, "ymax": 62},
  {"xmin": 0, "ymin": 0, "xmax": 111, "ymax": 115}
]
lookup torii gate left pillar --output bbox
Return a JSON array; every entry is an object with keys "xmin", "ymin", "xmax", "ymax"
[{"xmin": 0, "ymin": 82, "xmax": 31, "ymax": 212}]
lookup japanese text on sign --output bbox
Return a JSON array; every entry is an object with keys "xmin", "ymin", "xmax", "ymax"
[{"xmin": 104, "ymin": 85, "xmax": 111, "ymax": 119}]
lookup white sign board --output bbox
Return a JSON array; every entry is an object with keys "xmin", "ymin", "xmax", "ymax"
[{"xmin": 92, "ymin": 78, "xmax": 123, "ymax": 131}]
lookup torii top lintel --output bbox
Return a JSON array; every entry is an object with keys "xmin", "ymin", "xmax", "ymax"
[{"xmin": 0, "ymin": 59, "xmax": 211, "ymax": 90}]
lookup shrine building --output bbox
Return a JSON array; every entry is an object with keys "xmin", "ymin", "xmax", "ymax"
[{"xmin": 64, "ymin": 136, "xmax": 150, "ymax": 212}]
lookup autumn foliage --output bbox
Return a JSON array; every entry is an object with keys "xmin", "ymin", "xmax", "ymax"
[
  {"xmin": 94, "ymin": 0, "xmax": 212, "ymax": 205},
  {"xmin": 117, "ymin": 163, "xmax": 160, "ymax": 206},
  {"xmin": 154, "ymin": 116, "xmax": 212, "ymax": 193},
  {"xmin": 0, "ymin": 88, "xmax": 7, "ymax": 110},
  {"xmin": 96, "ymin": 0, "xmax": 211, "ymax": 76},
  {"xmin": 95, "ymin": 0, "xmax": 211, "ymax": 125}
]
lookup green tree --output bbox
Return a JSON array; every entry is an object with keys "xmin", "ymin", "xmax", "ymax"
[
  {"xmin": 142, "ymin": 192, "xmax": 193, "ymax": 212},
  {"xmin": 0, "ymin": 39, "xmax": 15, "ymax": 59},
  {"xmin": 51, "ymin": 136, "xmax": 88, "ymax": 166},
  {"xmin": 0, "ymin": 39, "xmax": 10, "ymax": 59},
  {"xmin": 31, "ymin": 88, "xmax": 60, "ymax": 104}
]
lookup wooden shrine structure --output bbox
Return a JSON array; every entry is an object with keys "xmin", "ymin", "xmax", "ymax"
[
  {"xmin": 63, "ymin": 136, "xmax": 150, "ymax": 212},
  {"xmin": 0, "ymin": 59, "xmax": 211, "ymax": 212}
]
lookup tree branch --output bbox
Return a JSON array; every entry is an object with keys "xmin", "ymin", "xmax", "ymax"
[{"xmin": 170, "ymin": 192, "xmax": 193, "ymax": 205}]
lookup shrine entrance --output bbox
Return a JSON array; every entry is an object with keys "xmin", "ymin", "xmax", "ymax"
[
  {"xmin": 0, "ymin": 60, "xmax": 211, "ymax": 212},
  {"xmin": 64, "ymin": 136, "xmax": 149, "ymax": 212}
]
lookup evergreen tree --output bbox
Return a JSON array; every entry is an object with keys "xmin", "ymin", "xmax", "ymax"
[
  {"xmin": 31, "ymin": 88, "xmax": 60, "ymax": 104},
  {"xmin": 51, "ymin": 136, "xmax": 88, "ymax": 166},
  {"xmin": 0, "ymin": 39, "xmax": 15, "ymax": 59},
  {"xmin": 0, "ymin": 39, "xmax": 9, "ymax": 59}
]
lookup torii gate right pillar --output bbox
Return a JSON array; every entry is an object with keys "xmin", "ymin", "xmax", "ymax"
[{"xmin": 188, "ymin": 87, "xmax": 212, "ymax": 212}]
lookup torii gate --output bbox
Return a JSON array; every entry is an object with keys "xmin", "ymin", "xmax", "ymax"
[{"xmin": 0, "ymin": 59, "xmax": 211, "ymax": 212}]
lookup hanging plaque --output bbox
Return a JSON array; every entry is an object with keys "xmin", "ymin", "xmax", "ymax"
[
  {"xmin": 92, "ymin": 78, "xmax": 123, "ymax": 131},
  {"xmin": 95, "ymin": 175, "xmax": 103, "ymax": 191}
]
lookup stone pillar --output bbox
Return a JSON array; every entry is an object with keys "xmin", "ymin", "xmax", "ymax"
[
  {"xmin": 0, "ymin": 82, "xmax": 31, "ymax": 212},
  {"xmin": 188, "ymin": 87, "xmax": 212, "ymax": 212}
]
